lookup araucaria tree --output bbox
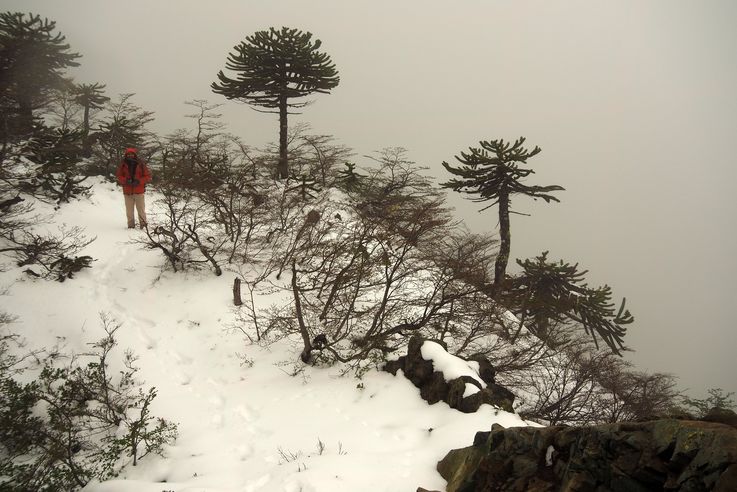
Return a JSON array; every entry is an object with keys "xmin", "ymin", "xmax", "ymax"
[
  {"xmin": 211, "ymin": 26, "xmax": 339, "ymax": 179},
  {"xmin": 73, "ymin": 82, "xmax": 109, "ymax": 155},
  {"xmin": 442, "ymin": 137, "xmax": 564, "ymax": 294},
  {"xmin": 508, "ymin": 252, "xmax": 634, "ymax": 353},
  {"xmin": 0, "ymin": 12, "xmax": 80, "ymax": 139}
]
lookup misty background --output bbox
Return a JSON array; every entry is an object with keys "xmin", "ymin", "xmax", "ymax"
[{"xmin": 7, "ymin": 0, "xmax": 736, "ymax": 397}]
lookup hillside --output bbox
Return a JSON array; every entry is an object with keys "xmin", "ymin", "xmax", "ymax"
[{"xmin": 0, "ymin": 179, "xmax": 528, "ymax": 492}]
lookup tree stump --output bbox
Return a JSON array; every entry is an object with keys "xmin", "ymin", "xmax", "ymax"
[{"xmin": 233, "ymin": 278, "xmax": 243, "ymax": 306}]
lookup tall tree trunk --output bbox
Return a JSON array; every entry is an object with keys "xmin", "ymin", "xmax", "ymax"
[
  {"xmin": 278, "ymin": 94, "xmax": 288, "ymax": 179},
  {"xmin": 82, "ymin": 105, "xmax": 91, "ymax": 157},
  {"xmin": 494, "ymin": 189, "xmax": 511, "ymax": 294},
  {"xmin": 17, "ymin": 98, "xmax": 35, "ymax": 136}
]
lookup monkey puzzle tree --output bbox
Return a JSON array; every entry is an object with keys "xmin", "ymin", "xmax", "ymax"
[
  {"xmin": 442, "ymin": 137, "xmax": 564, "ymax": 295},
  {"xmin": 0, "ymin": 12, "xmax": 80, "ymax": 139},
  {"xmin": 73, "ymin": 83, "xmax": 109, "ymax": 155},
  {"xmin": 211, "ymin": 26, "xmax": 339, "ymax": 179},
  {"xmin": 507, "ymin": 251, "xmax": 633, "ymax": 354}
]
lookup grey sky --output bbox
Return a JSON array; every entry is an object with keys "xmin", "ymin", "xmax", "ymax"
[{"xmin": 6, "ymin": 0, "xmax": 737, "ymax": 398}]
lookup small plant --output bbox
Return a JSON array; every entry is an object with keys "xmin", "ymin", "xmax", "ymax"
[
  {"xmin": 236, "ymin": 352, "xmax": 254, "ymax": 368},
  {"xmin": 274, "ymin": 358, "xmax": 310, "ymax": 382},
  {"xmin": 337, "ymin": 441, "xmax": 348, "ymax": 456},
  {"xmin": 277, "ymin": 446, "xmax": 304, "ymax": 464},
  {"xmin": 99, "ymin": 387, "xmax": 179, "ymax": 470},
  {"xmin": 0, "ymin": 314, "xmax": 178, "ymax": 490}
]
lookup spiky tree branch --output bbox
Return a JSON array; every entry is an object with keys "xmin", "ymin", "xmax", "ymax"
[{"xmin": 508, "ymin": 251, "xmax": 633, "ymax": 354}]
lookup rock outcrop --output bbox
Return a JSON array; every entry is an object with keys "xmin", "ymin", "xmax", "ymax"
[
  {"xmin": 436, "ymin": 419, "xmax": 737, "ymax": 491},
  {"xmin": 384, "ymin": 336, "xmax": 515, "ymax": 413}
]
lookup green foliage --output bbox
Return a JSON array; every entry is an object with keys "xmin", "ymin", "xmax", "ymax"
[
  {"xmin": 21, "ymin": 124, "xmax": 91, "ymax": 204},
  {"xmin": 0, "ymin": 377, "xmax": 43, "ymax": 457},
  {"xmin": 682, "ymin": 388, "xmax": 736, "ymax": 418},
  {"xmin": 212, "ymin": 26, "xmax": 339, "ymax": 109},
  {"xmin": 26, "ymin": 126, "xmax": 84, "ymax": 167},
  {"xmin": 441, "ymin": 137, "xmax": 564, "ymax": 211},
  {"xmin": 48, "ymin": 254, "xmax": 94, "ymax": 281},
  {"xmin": 0, "ymin": 11, "xmax": 80, "ymax": 139},
  {"xmin": 508, "ymin": 251, "xmax": 633, "ymax": 354},
  {"xmin": 101, "ymin": 387, "xmax": 179, "ymax": 468},
  {"xmin": 212, "ymin": 26, "xmax": 340, "ymax": 179},
  {"xmin": 0, "ymin": 316, "xmax": 178, "ymax": 491}
]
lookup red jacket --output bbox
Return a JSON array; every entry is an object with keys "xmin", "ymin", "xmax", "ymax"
[{"xmin": 116, "ymin": 157, "xmax": 152, "ymax": 195}]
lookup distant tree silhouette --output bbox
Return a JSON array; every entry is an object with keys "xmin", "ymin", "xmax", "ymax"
[
  {"xmin": 442, "ymin": 137, "xmax": 564, "ymax": 295},
  {"xmin": 73, "ymin": 83, "xmax": 109, "ymax": 155},
  {"xmin": 0, "ymin": 12, "xmax": 80, "ymax": 139},
  {"xmin": 212, "ymin": 26, "xmax": 339, "ymax": 179},
  {"xmin": 336, "ymin": 162, "xmax": 364, "ymax": 192},
  {"xmin": 682, "ymin": 388, "xmax": 735, "ymax": 418}
]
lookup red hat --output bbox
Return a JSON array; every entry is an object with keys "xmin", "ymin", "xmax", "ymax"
[{"xmin": 124, "ymin": 147, "xmax": 138, "ymax": 155}]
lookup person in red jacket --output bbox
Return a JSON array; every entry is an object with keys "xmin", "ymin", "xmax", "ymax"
[{"xmin": 116, "ymin": 148, "xmax": 152, "ymax": 229}]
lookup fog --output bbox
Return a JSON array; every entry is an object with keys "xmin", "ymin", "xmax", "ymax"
[{"xmin": 6, "ymin": 0, "xmax": 736, "ymax": 398}]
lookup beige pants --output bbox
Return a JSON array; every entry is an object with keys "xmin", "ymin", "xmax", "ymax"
[{"xmin": 124, "ymin": 194, "xmax": 147, "ymax": 228}]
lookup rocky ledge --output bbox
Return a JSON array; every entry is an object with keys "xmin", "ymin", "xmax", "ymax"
[
  {"xmin": 383, "ymin": 335, "xmax": 515, "ymax": 413},
  {"xmin": 434, "ymin": 416, "xmax": 737, "ymax": 492}
]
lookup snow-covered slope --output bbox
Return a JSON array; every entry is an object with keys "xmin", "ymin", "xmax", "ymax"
[{"xmin": 0, "ymin": 179, "xmax": 529, "ymax": 492}]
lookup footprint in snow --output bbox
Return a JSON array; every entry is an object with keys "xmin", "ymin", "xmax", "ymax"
[
  {"xmin": 209, "ymin": 394, "xmax": 225, "ymax": 409},
  {"xmin": 131, "ymin": 317, "xmax": 158, "ymax": 349},
  {"xmin": 169, "ymin": 350, "xmax": 193, "ymax": 365},
  {"xmin": 245, "ymin": 422, "xmax": 272, "ymax": 438},
  {"xmin": 138, "ymin": 317, "xmax": 156, "ymax": 327},
  {"xmin": 236, "ymin": 404, "xmax": 259, "ymax": 422},
  {"xmin": 286, "ymin": 387, "xmax": 314, "ymax": 403},
  {"xmin": 244, "ymin": 473, "xmax": 271, "ymax": 492},
  {"xmin": 208, "ymin": 395, "xmax": 226, "ymax": 428},
  {"xmin": 236, "ymin": 443, "xmax": 254, "ymax": 460},
  {"xmin": 176, "ymin": 371, "xmax": 192, "ymax": 386},
  {"xmin": 136, "ymin": 328, "xmax": 157, "ymax": 350},
  {"xmin": 283, "ymin": 479, "xmax": 315, "ymax": 492},
  {"xmin": 401, "ymin": 451, "xmax": 414, "ymax": 468},
  {"xmin": 206, "ymin": 376, "xmax": 226, "ymax": 388},
  {"xmin": 333, "ymin": 407, "xmax": 352, "ymax": 422}
]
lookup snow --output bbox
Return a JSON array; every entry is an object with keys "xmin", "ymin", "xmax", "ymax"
[
  {"xmin": 420, "ymin": 341, "xmax": 486, "ymax": 389},
  {"xmin": 463, "ymin": 383, "xmax": 481, "ymax": 398},
  {"xmin": 546, "ymin": 445, "xmax": 555, "ymax": 466},
  {"xmin": 0, "ymin": 179, "xmax": 530, "ymax": 491}
]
